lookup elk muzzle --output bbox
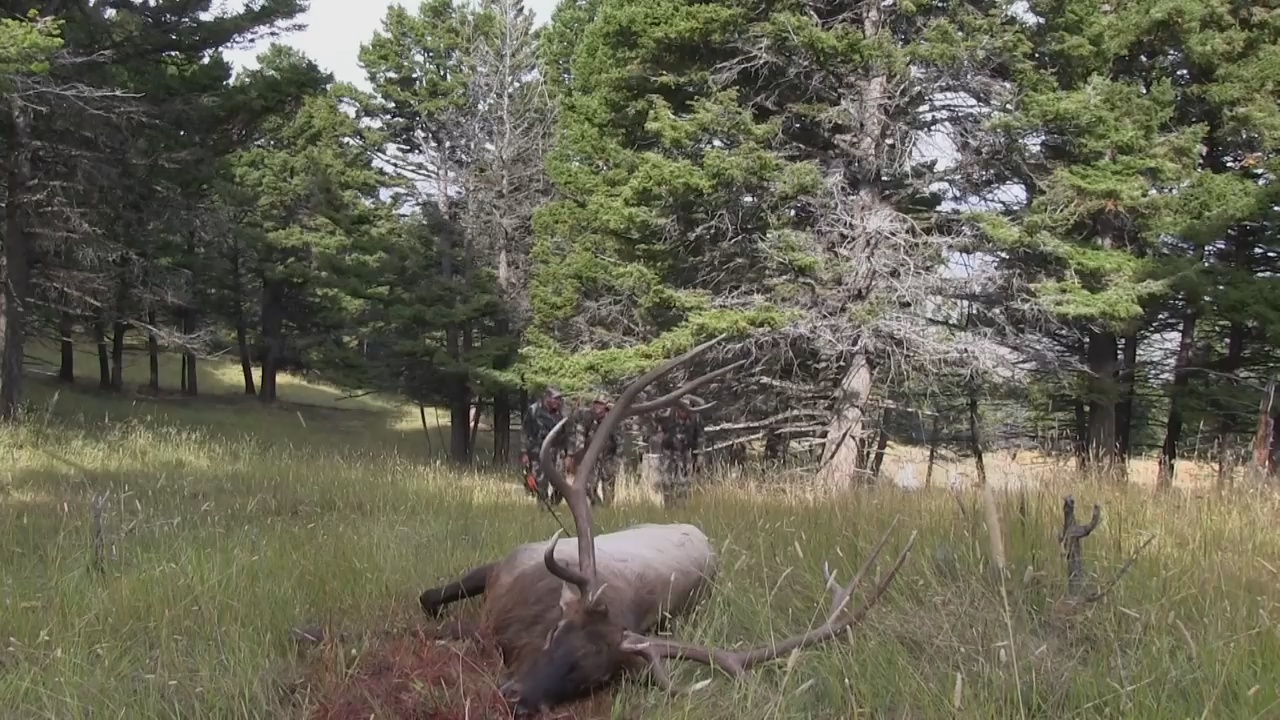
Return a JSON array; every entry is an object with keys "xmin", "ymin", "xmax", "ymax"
[{"xmin": 501, "ymin": 617, "xmax": 624, "ymax": 714}]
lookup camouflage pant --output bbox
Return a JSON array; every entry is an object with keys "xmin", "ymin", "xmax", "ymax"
[
  {"xmin": 585, "ymin": 456, "xmax": 620, "ymax": 507},
  {"xmin": 528, "ymin": 456, "xmax": 565, "ymax": 506},
  {"xmin": 658, "ymin": 451, "xmax": 694, "ymax": 508}
]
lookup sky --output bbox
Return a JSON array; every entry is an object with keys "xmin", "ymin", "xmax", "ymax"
[{"xmin": 221, "ymin": 0, "xmax": 559, "ymax": 86}]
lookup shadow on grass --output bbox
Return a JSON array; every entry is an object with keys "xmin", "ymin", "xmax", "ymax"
[
  {"xmin": 26, "ymin": 336, "xmax": 376, "ymax": 406},
  {"xmin": 21, "ymin": 371, "xmax": 521, "ymax": 471}
]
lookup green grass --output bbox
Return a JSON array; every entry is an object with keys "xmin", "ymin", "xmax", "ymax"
[
  {"xmin": 19, "ymin": 336, "xmax": 517, "ymax": 464},
  {"xmin": 3, "ymin": 342, "xmax": 1280, "ymax": 718}
]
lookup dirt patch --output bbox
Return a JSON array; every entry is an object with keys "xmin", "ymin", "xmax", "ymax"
[{"xmin": 295, "ymin": 620, "xmax": 620, "ymax": 720}]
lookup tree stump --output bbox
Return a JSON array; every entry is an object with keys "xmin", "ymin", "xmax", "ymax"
[{"xmin": 641, "ymin": 452, "xmax": 662, "ymax": 492}]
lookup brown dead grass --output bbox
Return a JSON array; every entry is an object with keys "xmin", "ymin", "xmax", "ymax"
[{"xmin": 292, "ymin": 617, "xmax": 625, "ymax": 720}]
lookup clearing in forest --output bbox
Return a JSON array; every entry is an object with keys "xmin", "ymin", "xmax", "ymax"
[{"xmin": 2, "ymin": 347, "xmax": 1279, "ymax": 718}]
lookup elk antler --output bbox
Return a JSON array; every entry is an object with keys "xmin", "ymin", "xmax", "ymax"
[
  {"xmin": 538, "ymin": 334, "xmax": 746, "ymax": 598},
  {"xmin": 670, "ymin": 393, "xmax": 717, "ymax": 413},
  {"xmin": 689, "ymin": 394, "xmax": 716, "ymax": 411},
  {"xmin": 618, "ymin": 517, "xmax": 918, "ymax": 690}
]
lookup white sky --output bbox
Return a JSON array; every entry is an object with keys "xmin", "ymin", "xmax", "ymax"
[{"xmin": 221, "ymin": 0, "xmax": 559, "ymax": 86}]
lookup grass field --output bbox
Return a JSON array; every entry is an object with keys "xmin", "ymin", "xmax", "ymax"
[{"xmin": 3, "ymin": 340, "xmax": 1280, "ymax": 718}]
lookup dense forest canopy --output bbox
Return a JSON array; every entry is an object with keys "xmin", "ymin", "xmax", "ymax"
[{"xmin": 1, "ymin": 0, "xmax": 1278, "ymax": 487}]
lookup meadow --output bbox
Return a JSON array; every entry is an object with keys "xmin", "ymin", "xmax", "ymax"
[{"xmin": 2, "ymin": 340, "xmax": 1279, "ymax": 719}]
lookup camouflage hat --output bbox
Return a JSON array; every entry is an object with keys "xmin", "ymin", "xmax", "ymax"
[
  {"xmin": 545, "ymin": 386, "xmax": 563, "ymax": 399},
  {"xmin": 591, "ymin": 393, "xmax": 610, "ymax": 405}
]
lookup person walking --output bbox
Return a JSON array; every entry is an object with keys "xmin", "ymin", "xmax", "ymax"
[
  {"xmin": 565, "ymin": 394, "xmax": 622, "ymax": 506},
  {"xmin": 656, "ymin": 401, "xmax": 705, "ymax": 508},
  {"xmin": 521, "ymin": 387, "xmax": 567, "ymax": 505}
]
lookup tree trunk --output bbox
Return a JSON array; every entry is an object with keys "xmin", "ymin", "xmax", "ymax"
[
  {"xmin": 764, "ymin": 431, "xmax": 785, "ymax": 463},
  {"xmin": 1116, "ymin": 331, "xmax": 1139, "ymax": 460},
  {"xmin": 816, "ymin": 347, "xmax": 873, "ymax": 489},
  {"xmin": 258, "ymin": 280, "xmax": 284, "ymax": 403},
  {"xmin": 1085, "ymin": 328, "xmax": 1121, "ymax": 480},
  {"xmin": 814, "ymin": 0, "xmax": 891, "ymax": 489},
  {"xmin": 58, "ymin": 312, "xmax": 75, "ymax": 384},
  {"xmin": 493, "ymin": 392, "xmax": 511, "ymax": 464},
  {"xmin": 0, "ymin": 97, "xmax": 33, "ymax": 420},
  {"xmin": 1270, "ymin": 404, "xmax": 1280, "ymax": 477},
  {"xmin": 868, "ymin": 423, "xmax": 890, "ymax": 483},
  {"xmin": 147, "ymin": 309, "xmax": 160, "ymax": 392},
  {"xmin": 1213, "ymin": 321, "xmax": 1246, "ymax": 489},
  {"xmin": 110, "ymin": 321, "xmax": 127, "ymax": 392},
  {"xmin": 924, "ymin": 412, "xmax": 940, "ymax": 488},
  {"xmin": 237, "ymin": 322, "xmax": 255, "ymax": 395},
  {"xmin": 1249, "ymin": 375, "xmax": 1276, "ymax": 481},
  {"xmin": 968, "ymin": 385, "xmax": 988, "ymax": 486},
  {"xmin": 181, "ymin": 307, "xmax": 198, "ymax": 396},
  {"xmin": 470, "ymin": 397, "xmax": 483, "ymax": 450},
  {"xmin": 1158, "ymin": 308, "xmax": 1197, "ymax": 488},
  {"xmin": 231, "ymin": 244, "xmax": 255, "ymax": 395},
  {"xmin": 1072, "ymin": 399, "xmax": 1088, "ymax": 472},
  {"xmin": 449, "ymin": 384, "xmax": 472, "ymax": 464},
  {"xmin": 440, "ymin": 203, "xmax": 471, "ymax": 464},
  {"xmin": 93, "ymin": 320, "xmax": 111, "ymax": 390}
]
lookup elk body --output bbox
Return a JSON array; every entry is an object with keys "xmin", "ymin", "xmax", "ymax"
[
  {"xmin": 417, "ymin": 335, "xmax": 919, "ymax": 716},
  {"xmin": 421, "ymin": 523, "xmax": 718, "ymax": 710}
]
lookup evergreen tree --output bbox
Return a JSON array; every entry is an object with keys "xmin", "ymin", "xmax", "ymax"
[
  {"xmin": 224, "ymin": 45, "xmax": 387, "ymax": 402},
  {"xmin": 1, "ymin": 0, "xmax": 306, "ymax": 418},
  {"xmin": 527, "ymin": 0, "xmax": 1025, "ymax": 486},
  {"xmin": 970, "ymin": 0, "xmax": 1280, "ymax": 481}
]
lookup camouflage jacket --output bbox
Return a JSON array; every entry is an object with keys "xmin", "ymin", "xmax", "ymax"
[
  {"xmin": 523, "ymin": 401, "xmax": 567, "ymax": 460},
  {"xmin": 659, "ymin": 412, "xmax": 704, "ymax": 458},
  {"xmin": 565, "ymin": 407, "xmax": 622, "ymax": 462}
]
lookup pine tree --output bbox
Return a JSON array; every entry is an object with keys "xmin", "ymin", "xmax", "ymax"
[
  {"xmin": 528, "ymin": 0, "xmax": 1026, "ymax": 486},
  {"xmin": 970, "ymin": 0, "xmax": 1280, "ymax": 481},
  {"xmin": 224, "ymin": 45, "xmax": 387, "ymax": 402}
]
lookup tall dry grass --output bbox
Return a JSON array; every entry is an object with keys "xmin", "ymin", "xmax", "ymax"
[{"xmin": 2, "ymin": 343, "xmax": 1278, "ymax": 718}]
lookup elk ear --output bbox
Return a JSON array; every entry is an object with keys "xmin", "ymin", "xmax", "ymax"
[
  {"xmin": 558, "ymin": 582, "xmax": 609, "ymax": 614},
  {"xmin": 559, "ymin": 582, "xmax": 581, "ymax": 611}
]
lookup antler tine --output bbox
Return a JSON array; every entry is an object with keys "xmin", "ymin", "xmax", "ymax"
[
  {"xmin": 629, "ymin": 360, "xmax": 746, "ymax": 415},
  {"xmin": 680, "ymin": 394, "xmax": 718, "ymax": 413},
  {"xmin": 821, "ymin": 561, "xmax": 841, "ymax": 607},
  {"xmin": 619, "ymin": 522, "xmax": 917, "ymax": 682},
  {"xmin": 827, "ymin": 515, "xmax": 901, "ymax": 621},
  {"xmin": 573, "ymin": 333, "xmax": 732, "ymax": 514},
  {"xmin": 542, "ymin": 334, "xmax": 735, "ymax": 597},
  {"xmin": 630, "ymin": 645, "xmax": 713, "ymax": 694},
  {"xmin": 541, "ymin": 527, "xmax": 592, "ymax": 591},
  {"xmin": 539, "ymin": 418, "xmax": 594, "ymax": 596}
]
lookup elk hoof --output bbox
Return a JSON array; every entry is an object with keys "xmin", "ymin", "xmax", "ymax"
[{"xmin": 419, "ymin": 590, "xmax": 443, "ymax": 618}]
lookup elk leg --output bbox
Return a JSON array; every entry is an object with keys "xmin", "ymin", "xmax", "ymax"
[{"xmin": 419, "ymin": 563, "xmax": 494, "ymax": 618}]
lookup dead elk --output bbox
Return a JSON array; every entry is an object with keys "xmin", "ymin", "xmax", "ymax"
[{"xmin": 417, "ymin": 335, "xmax": 918, "ymax": 715}]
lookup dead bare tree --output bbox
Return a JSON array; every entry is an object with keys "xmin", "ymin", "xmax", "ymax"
[
  {"xmin": 529, "ymin": 1, "xmax": 1068, "ymax": 480},
  {"xmin": 462, "ymin": 0, "xmax": 555, "ymax": 461},
  {"xmin": 1056, "ymin": 495, "xmax": 1155, "ymax": 607}
]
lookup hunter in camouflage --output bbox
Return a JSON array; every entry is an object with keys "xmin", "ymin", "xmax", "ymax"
[
  {"xmin": 521, "ymin": 387, "xmax": 567, "ymax": 505},
  {"xmin": 656, "ymin": 401, "xmax": 705, "ymax": 508},
  {"xmin": 565, "ymin": 394, "xmax": 622, "ymax": 506}
]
